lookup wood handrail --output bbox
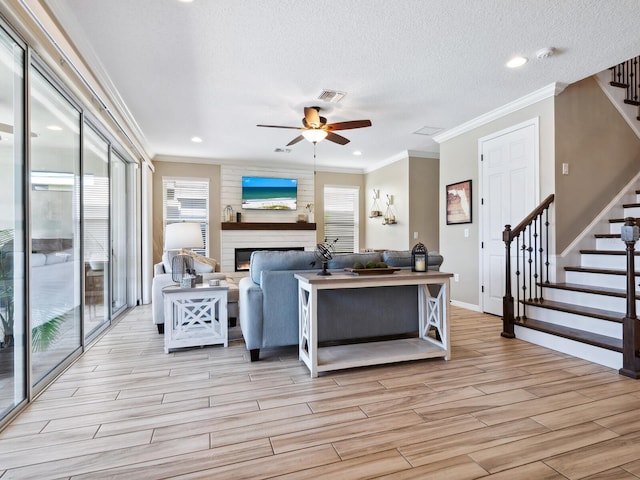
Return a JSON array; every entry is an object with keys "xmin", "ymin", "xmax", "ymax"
[{"xmin": 504, "ymin": 194, "xmax": 555, "ymax": 242}]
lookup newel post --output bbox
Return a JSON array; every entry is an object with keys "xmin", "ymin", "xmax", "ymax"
[
  {"xmin": 619, "ymin": 217, "xmax": 640, "ymax": 379},
  {"xmin": 501, "ymin": 224, "xmax": 515, "ymax": 338}
]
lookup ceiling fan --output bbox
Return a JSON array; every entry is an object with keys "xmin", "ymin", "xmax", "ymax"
[{"xmin": 257, "ymin": 106, "xmax": 372, "ymax": 146}]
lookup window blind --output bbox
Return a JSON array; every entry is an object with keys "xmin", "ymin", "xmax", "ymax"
[
  {"xmin": 162, "ymin": 178, "xmax": 209, "ymax": 255},
  {"xmin": 323, "ymin": 186, "xmax": 359, "ymax": 254}
]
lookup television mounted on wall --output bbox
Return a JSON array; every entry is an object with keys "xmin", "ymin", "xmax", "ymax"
[{"xmin": 241, "ymin": 176, "xmax": 298, "ymax": 210}]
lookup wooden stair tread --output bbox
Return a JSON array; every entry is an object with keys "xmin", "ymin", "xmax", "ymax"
[
  {"xmin": 522, "ymin": 298, "xmax": 623, "ymax": 323},
  {"xmin": 623, "ymin": 202, "xmax": 640, "ymax": 208},
  {"xmin": 610, "ymin": 81, "xmax": 629, "ymax": 88},
  {"xmin": 594, "ymin": 233, "xmax": 620, "ymax": 238},
  {"xmin": 579, "ymin": 249, "xmax": 636, "ymax": 255},
  {"xmin": 514, "ymin": 318, "xmax": 622, "ymax": 352},
  {"xmin": 609, "ymin": 217, "xmax": 640, "ymax": 224},
  {"xmin": 564, "ymin": 266, "xmax": 638, "ymax": 276},
  {"xmin": 624, "ymin": 99, "xmax": 640, "ymax": 106},
  {"xmin": 541, "ymin": 281, "xmax": 635, "ymax": 299}
]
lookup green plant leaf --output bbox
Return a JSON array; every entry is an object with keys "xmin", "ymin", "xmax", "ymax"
[{"xmin": 31, "ymin": 315, "xmax": 65, "ymax": 352}]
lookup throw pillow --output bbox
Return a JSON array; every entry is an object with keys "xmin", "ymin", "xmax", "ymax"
[{"xmin": 179, "ymin": 249, "xmax": 218, "ymax": 273}]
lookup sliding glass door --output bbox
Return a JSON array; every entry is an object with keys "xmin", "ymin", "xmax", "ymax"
[
  {"xmin": 83, "ymin": 125, "xmax": 110, "ymax": 339},
  {"xmin": 0, "ymin": 18, "xmax": 140, "ymax": 427},
  {"xmin": 29, "ymin": 67, "xmax": 82, "ymax": 387},
  {"xmin": 0, "ymin": 25, "xmax": 26, "ymax": 421},
  {"xmin": 111, "ymin": 154, "xmax": 128, "ymax": 314}
]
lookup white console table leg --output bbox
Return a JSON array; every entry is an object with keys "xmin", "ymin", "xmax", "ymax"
[{"xmin": 298, "ymin": 282, "xmax": 318, "ymax": 377}]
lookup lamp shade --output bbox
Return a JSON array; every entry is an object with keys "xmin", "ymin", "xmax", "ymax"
[
  {"xmin": 302, "ymin": 129, "xmax": 328, "ymax": 144},
  {"xmin": 164, "ymin": 222, "xmax": 204, "ymax": 250}
]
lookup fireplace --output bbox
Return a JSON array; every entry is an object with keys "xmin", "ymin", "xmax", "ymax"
[{"xmin": 234, "ymin": 247, "xmax": 305, "ymax": 272}]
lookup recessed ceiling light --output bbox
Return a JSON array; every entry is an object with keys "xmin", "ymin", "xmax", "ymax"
[
  {"xmin": 46, "ymin": 125, "xmax": 62, "ymax": 131},
  {"xmin": 506, "ymin": 56, "xmax": 528, "ymax": 68},
  {"xmin": 191, "ymin": 136, "xmax": 202, "ymax": 143},
  {"xmin": 177, "ymin": 0, "xmax": 194, "ymax": 3},
  {"xmin": 353, "ymin": 150, "xmax": 362, "ymax": 156}
]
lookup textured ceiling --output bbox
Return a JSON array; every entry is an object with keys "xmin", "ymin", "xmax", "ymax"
[{"xmin": 45, "ymin": 0, "xmax": 640, "ymax": 171}]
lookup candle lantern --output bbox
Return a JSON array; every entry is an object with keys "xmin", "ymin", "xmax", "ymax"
[{"xmin": 412, "ymin": 242, "xmax": 428, "ymax": 272}]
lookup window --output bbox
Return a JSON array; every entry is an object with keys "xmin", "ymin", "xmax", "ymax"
[
  {"xmin": 323, "ymin": 186, "xmax": 359, "ymax": 253},
  {"xmin": 162, "ymin": 178, "xmax": 209, "ymax": 255}
]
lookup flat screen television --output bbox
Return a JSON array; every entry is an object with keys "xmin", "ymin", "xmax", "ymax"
[{"xmin": 241, "ymin": 176, "xmax": 298, "ymax": 210}]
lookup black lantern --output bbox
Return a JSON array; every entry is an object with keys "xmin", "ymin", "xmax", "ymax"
[{"xmin": 412, "ymin": 242, "xmax": 428, "ymax": 272}]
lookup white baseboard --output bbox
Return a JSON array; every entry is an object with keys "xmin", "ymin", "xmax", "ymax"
[{"xmin": 450, "ymin": 300, "xmax": 482, "ymax": 312}]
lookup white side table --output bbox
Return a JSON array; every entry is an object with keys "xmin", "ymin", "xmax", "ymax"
[{"xmin": 163, "ymin": 283, "xmax": 229, "ymax": 353}]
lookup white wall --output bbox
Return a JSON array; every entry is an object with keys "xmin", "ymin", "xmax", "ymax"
[
  {"xmin": 439, "ymin": 97, "xmax": 556, "ymax": 308},
  {"xmin": 219, "ymin": 164, "xmax": 316, "ymax": 271},
  {"xmin": 365, "ymin": 158, "xmax": 409, "ymax": 250}
]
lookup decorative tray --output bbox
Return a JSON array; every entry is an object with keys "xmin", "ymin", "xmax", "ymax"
[{"xmin": 343, "ymin": 267, "xmax": 401, "ymax": 275}]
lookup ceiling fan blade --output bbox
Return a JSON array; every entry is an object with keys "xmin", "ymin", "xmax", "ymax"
[
  {"xmin": 326, "ymin": 132, "xmax": 350, "ymax": 145},
  {"xmin": 326, "ymin": 120, "xmax": 372, "ymax": 131},
  {"xmin": 286, "ymin": 135, "xmax": 305, "ymax": 146},
  {"xmin": 257, "ymin": 124, "xmax": 302, "ymax": 130},
  {"xmin": 304, "ymin": 107, "xmax": 321, "ymax": 128},
  {"xmin": 0, "ymin": 123, "xmax": 13, "ymax": 134}
]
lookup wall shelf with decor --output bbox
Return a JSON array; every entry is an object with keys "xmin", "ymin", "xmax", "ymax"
[
  {"xmin": 382, "ymin": 194, "xmax": 397, "ymax": 225},
  {"xmin": 369, "ymin": 189, "xmax": 383, "ymax": 218},
  {"xmin": 221, "ymin": 222, "xmax": 316, "ymax": 231}
]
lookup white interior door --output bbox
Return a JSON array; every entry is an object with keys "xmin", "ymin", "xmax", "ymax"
[{"xmin": 481, "ymin": 120, "xmax": 538, "ymax": 315}]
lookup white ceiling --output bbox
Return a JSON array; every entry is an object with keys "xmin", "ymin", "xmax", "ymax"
[{"xmin": 44, "ymin": 0, "xmax": 640, "ymax": 172}]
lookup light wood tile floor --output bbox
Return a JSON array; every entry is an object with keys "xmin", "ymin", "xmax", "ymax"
[{"xmin": 2, "ymin": 305, "xmax": 640, "ymax": 479}]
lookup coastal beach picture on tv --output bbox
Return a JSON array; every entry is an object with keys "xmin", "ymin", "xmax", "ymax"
[{"xmin": 241, "ymin": 176, "xmax": 298, "ymax": 210}]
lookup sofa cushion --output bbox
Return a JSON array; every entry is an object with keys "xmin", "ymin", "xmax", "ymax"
[
  {"xmin": 32, "ymin": 253, "xmax": 47, "ymax": 267},
  {"xmin": 381, "ymin": 250, "xmax": 412, "ymax": 267},
  {"xmin": 162, "ymin": 251, "xmax": 217, "ymax": 273},
  {"xmin": 45, "ymin": 252, "xmax": 68, "ymax": 265},
  {"xmin": 327, "ymin": 252, "xmax": 381, "ymax": 269},
  {"xmin": 250, "ymin": 250, "xmax": 317, "ymax": 285},
  {"xmin": 179, "ymin": 248, "xmax": 218, "ymax": 273},
  {"xmin": 162, "ymin": 251, "xmax": 176, "ymax": 273}
]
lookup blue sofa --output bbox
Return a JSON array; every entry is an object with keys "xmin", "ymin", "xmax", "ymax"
[{"xmin": 238, "ymin": 249, "xmax": 444, "ymax": 361}]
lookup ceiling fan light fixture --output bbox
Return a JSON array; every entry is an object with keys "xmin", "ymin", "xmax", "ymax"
[{"xmin": 302, "ymin": 129, "xmax": 328, "ymax": 144}]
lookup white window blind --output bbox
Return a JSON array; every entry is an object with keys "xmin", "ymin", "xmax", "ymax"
[
  {"xmin": 162, "ymin": 177, "xmax": 209, "ymax": 255},
  {"xmin": 323, "ymin": 186, "xmax": 359, "ymax": 253}
]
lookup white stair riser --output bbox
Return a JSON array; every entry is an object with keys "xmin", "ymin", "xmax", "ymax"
[
  {"xmin": 514, "ymin": 325, "xmax": 621, "ymax": 370},
  {"xmin": 564, "ymin": 271, "xmax": 634, "ymax": 291},
  {"xmin": 524, "ymin": 305, "xmax": 622, "ymax": 338},
  {"xmin": 624, "ymin": 206, "xmax": 640, "ymax": 217},
  {"xmin": 595, "ymin": 238, "xmax": 624, "ymax": 250},
  {"xmin": 581, "ymin": 254, "xmax": 626, "ymax": 269},
  {"xmin": 542, "ymin": 288, "xmax": 631, "ymax": 313},
  {"xmin": 610, "ymin": 223, "xmax": 624, "ymax": 234}
]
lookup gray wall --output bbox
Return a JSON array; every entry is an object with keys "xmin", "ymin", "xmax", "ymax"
[
  {"xmin": 555, "ymin": 76, "xmax": 640, "ymax": 252},
  {"xmin": 439, "ymin": 97, "xmax": 556, "ymax": 307}
]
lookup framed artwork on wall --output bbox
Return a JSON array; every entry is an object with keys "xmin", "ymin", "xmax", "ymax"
[{"xmin": 446, "ymin": 180, "xmax": 472, "ymax": 225}]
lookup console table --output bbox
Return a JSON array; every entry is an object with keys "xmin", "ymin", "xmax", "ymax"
[
  {"xmin": 163, "ymin": 284, "xmax": 228, "ymax": 353},
  {"xmin": 295, "ymin": 271, "xmax": 452, "ymax": 377}
]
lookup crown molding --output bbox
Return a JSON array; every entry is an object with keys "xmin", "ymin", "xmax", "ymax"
[
  {"xmin": 433, "ymin": 82, "xmax": 568, "ymax": 144},
  {"xmin": 363, "ymin": 149, "xmax": 439, "ymax": 174}
]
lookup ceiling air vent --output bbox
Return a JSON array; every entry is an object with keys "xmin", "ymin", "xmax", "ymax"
[
  {"xmin": 317, "ymin": 89, "xmax": 346, "ymax": 103},
  {"xmin": 274, "ymin": 148, "xmax": 291, "ymax": 153},
  {"xmin": 413, "ymin": 126, "xmax": 443, "ymax": 136}
]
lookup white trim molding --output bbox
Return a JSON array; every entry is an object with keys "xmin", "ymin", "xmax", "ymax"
[{"xmin": 433, "ymin": 82, "xmax": 567, "ymax": 144}]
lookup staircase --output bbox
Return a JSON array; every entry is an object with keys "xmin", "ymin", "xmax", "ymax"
[
  {"xmin": 502, "ymin": 57, "xmax": 640, "ymax": 373},
  {"xmin": 610, "ymin": 55, "xmax": 640, "ymax": 115},
  {"xmin": 513, "ymin": 187, "xmax": 640, "ymax": 370}
]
